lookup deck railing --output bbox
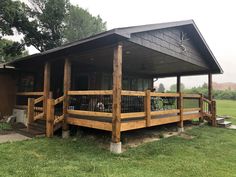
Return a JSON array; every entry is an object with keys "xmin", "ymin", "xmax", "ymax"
[
  {"xmin": 15, "ymin": 92, "xmax": 45, "ymax": 125},
  {"xmin": 17, "ymin": 90, "xmax": 216, "ymax": 136}
]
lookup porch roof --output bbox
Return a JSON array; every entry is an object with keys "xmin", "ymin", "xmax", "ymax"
[{"xmin": 7, "ymin": 20, "xmax": 223, "ymax": 77}]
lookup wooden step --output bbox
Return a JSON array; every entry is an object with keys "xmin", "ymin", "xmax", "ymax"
[
  {"xmin": 16, "ymin": 128, "xmax": 45, "ymax": 138},
  {"xmin": 218, "ymin": 121, "xmax": 232, "ymax": 128},
  {"xmin": 216, "ymin": 117, "xmax": 225, "ymax": 124}
]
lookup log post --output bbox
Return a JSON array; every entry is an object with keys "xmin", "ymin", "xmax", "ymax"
[
  {"xmin": 208, "ymin": 73, "xmax": 212, "ymax": 101},
  {"xmin": 177, "ymin": 76, "xmax": 181, "ymax": 93},
  {"xmin": 46, "ymin": 99, "xmax": 54, "ymax": 137},
  {"xmin": 27, "ymin": 98, "xmax": 35, "ymax": 127},
  {"xmin": 177, "ymin": 76, "xmax": 184, "ymax": 131},
  {"xmin": 211, "ymin": 100, "xmax": 217, "ymax": 127},
  {"xmin": 111, "ymin": 43, "xmax": 122, "ymax": 154},
  {"xmin": 62, "ymin": 58, "xmax": 71, "ymax": 138},
  {"xmin": 145, "ymin": 90, "xmax": 151, "ymax": 127},
  {"xmin": 43, "ymin": 62, "xmax": 51, "ymax": 118},
  {"xmin": 199, "ymin": 93, "xmax": 204, "ymax": 122},
  {"xmin": 178, "ymin": 92, "xmax": 184, "ymax": 132}
]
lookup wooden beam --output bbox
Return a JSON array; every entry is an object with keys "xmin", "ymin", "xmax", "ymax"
[
  {"xmin": 183, "ymin": 113, "xmax": 201, "ymax": 120},
  {"xmin": 112, "ymin": 43, "xmax": 122, "ymax": 143},
  {"xmin": 68, "ymin": 90, "xmax": 112, "ymax": 95},
  {"xmin": 46, "ymin": 99, "xmax": 54, "ymax": 137},
  {"xmin": 68, "ymin": 110, "xmax": 112, "ymax": 118},
  {"xmin": 43, "ymin": 62, "xmax": 51, "ymax": 117},
  {"xmin": 145, "ymin": 90, "xmax": 151, "ymax": 127},
  {"xmin": 183, "ymin": 108, "xmax": 201, "ymax": 112},
  {"xmin": 16, "ymin": 92, "xmax": 44, "ymax": 96},
  {"xmin": 178, "ymin": 92, "xmax": 184, "ymax": 128},
  {"xmin": 121, "ymin": 120, "xmax": 146, "ymax": 131},
  {"xmin": 63, "ymin": 58, "xmax": 71, "ymax": 131},
  {"xmin": 67, "ymin": 117, "xmax": 112, "ymax": 131},
  {"xmin": 121, "ymin": 112, "xmax": 146, "ymax": 119},
  {"xmin": 199, "ymin": 93, "xmax": 204, "ymax": 122},
  {"xmin": 211, "ymin": 100, "xmax": 217, "ymax": 126},
  {"xmin": 121, "ymin": 90, "xmax": 146, "ymax": 96},
  {"xmin": 208, "ymin": 73, "xmax": 212, "ymax": 101},
  {"xmin": 27, "ymin": 98, "xmax": 35, "ymax": 126},
  {"xmin": 182, "ymin": 93, "xmax": 201, "ymax": 98},
  {"xmin": 151, "ymin": 116, "xmax": 180, "ymax": 126},
  {"xmin": 150, "ymin": 92, "xmax": 180, "ymax": 97},
  {"xmin": 151, "ymin": 109, "xmax": 180, "ymax": 116},
  {"xmin": 177, "ymin": 76, "xmax": 181, "ymax": 92}
]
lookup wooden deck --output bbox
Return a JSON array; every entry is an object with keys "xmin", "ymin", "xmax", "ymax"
[{"xmin": 14, "ymin": 90, "xmax": 216, "ymax": 137}]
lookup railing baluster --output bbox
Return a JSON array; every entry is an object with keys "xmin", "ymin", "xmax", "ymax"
[{"xmin": 46, "ymin": 99, "xmax": 55, "ymax": 137}]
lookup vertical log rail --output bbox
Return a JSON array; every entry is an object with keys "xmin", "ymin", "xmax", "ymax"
[
  {"xmin": 46, "ymin": 99, "xmax": 55, "ymax": 137},
  {"xmin": 63, "ymin": 58, "xmax": 71, "ymax": 131},
  {"xmin": 27, "ymin": 98, "xmax": 35, "ymax": 127},
  {"xmin": 211, "ymin": 100, "xmax": 217, "ymax": 127},
  {"xmin": 43, "ymin": 62, "xmax": 51, "ymax": 119},
  {"xmin": 145, "ymin": 90, "xmax": 151, "ymax": 127},
  {"xmin": 178, "ymin": 92, "xmax": 183, "ymax": 129},
  {"xmin": 112, "ymin": 43, "xmax": 122, "ymax": 143},
  {"xmin": 199, "ymin": 94, "xmax": 204, "ymax": 122}
]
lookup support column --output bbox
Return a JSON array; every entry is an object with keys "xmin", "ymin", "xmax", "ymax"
[
  {"xmin": 208, "ymin": 73, "xmax": 212, "ymax": 101},
  {"xmin": 177, "ymin": 76, "xmax": 181, "ymax": 93},
  {"xmin": 62, "ymin": 58, "xmax": 71, "ymax": 138},
  {"xmin": 43, "ymin": 62, "xmax": 51, "ymax": 117},
  {"xmin": 177, "ymin": 76, "xmax": 184, "ymax": 132},
  {"xmin": 111, "ymin": 43, "xmax": 122, "ymax": 154}
]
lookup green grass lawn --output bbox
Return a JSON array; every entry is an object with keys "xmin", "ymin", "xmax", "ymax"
[
  {"xmin": 217, "ymin": 100, "xmax": 236, "ymax": 124},
  {"xmin": 0, "ymin": 126, "xmax": 236, "ymax": 177}
]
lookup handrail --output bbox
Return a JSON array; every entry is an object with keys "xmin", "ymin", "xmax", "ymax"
[
  {"xmin": 34, "ymin": 96, "xmax": 44, "ymax": 104},
  {"xmin": 150, "ymin": 92, "xmax": 180, "ymax": 97},
  {"xmin": 121, "ymin": 90, "xmax": 145, "ymax": 96},
  {"xmin": 182, "ymin": 93, "xmax": 201, "ymax": 98},
  {"xmin": 16, "ymin": 92, "xmax": 44, "ymax": 96},
  {"xmin": 68, "ymin": 90, "xmax": 112, "ymax": 95},
  {"xmin": 54, "ymin": 95, "xmax": 65, "ymax": 105},
  {"xmin": 203, "ymin": 97, "xmax": 211, "ymax": 104}
]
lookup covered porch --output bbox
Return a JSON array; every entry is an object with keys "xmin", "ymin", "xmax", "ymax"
[{"xmin": 10, "ymin": 20, "xmax": 222, "ymax": 153}]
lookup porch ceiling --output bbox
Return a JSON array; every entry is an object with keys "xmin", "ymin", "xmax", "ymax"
[{"xmin": 69, "ymin": 41, "xmax": 209, "ymax": 78}]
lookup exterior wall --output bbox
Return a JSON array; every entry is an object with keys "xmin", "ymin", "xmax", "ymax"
[
  {"xmin": 0, "ymin": 72, "xmax": 16, "ymax": 117},
  {"xmin": 129, "ymin": 27, "xmax": 209, "ymax": 69}
]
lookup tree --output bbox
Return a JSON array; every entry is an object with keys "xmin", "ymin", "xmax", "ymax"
[
  {"xmin": 170, "ymin": 83, "xmax": 185, "ymax": 92},
  {"xmin": 157, "ymin": 83, "xmax": 165, "ymax": 92},
  {"xmin": 24, "ymin": 0, "xmax": 69, "ymax": 52},
  {"xmin": 1, "ymin": 0, "xmax": 107, "ymax": 58},
  {"xmin": 63, "ymin": 5, "xmax": 106, "ymax": 43},
  {"xmin": 202, "ymin": 82, "xmax": 208, "ymax": 89},
  {"xmin": 0, "ymin": 39, "xmax": 28, "ymax": 63},
  {"xmin": 0, "ymin": 0, "xmax": 29, "ymax": 58}
]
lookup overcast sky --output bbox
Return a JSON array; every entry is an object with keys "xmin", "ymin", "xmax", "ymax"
[
  {"xmin": 21, "ymin": 0, "xmax": 236, "ymax": 89},
  {"xmin": 68, "ymin": 0, "xmax": 236, "ymax": 89}
]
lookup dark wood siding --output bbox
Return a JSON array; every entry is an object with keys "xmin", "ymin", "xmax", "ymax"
[
  {"xmin": 0, "ymin": 72, "xmax": 16, "ymax": 116},
  {"xmin": 129, "ymin": 27, "xmax": 209, "ymax": 69}
]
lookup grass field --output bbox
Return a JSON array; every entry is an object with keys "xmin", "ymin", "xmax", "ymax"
[
  {"xmin": 217, "ymin": 100, "xmax": 236, "ymax": 124},
  {"xmin": 0, "ymin": 126, "xmax": 236, "ymax": 177}
]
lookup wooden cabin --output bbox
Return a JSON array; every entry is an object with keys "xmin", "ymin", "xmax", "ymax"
[{"xmin": 7, "ymin": 20, "xmax": 222, "ymax": 153}]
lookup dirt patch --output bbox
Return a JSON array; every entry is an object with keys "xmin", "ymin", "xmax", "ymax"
[
  {"xmin": 0, "ymin": 133, "xmax": 31, "ymax": 144},
  {"xmin": 178, "ymin": 133, "xmax": 194, "ymax": 140}
]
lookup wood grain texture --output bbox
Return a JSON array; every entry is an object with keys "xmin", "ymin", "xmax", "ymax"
[
  {"xmin": 68, "ymin": 90, "xmax": 112, "ymax": 95},
  {"xmin": 67, "ymin": 117, "xmax": 112, "ymax": 131},
  {"xmin": 43, "ymin": 62, "xmax": 51, "ymax": 117},
  {"xmin": 112, "ymin": 44, "xmax": 122, "ymax": 143},
  {"xmin": 63, "ymin": 59, "xmax": 71, "ymax": 131},
  {"xmin": 46, "ymin": 99, "xmax": 54, "ymax": 137}
]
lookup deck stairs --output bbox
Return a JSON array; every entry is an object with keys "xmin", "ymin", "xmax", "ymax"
[
  {"xmin": 216, "ymin": 117, "xmax": 232, "ymax": 128},
  {"xmin": 17, "ymin": 119, "xmax": 62, "ymax": 138}
]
